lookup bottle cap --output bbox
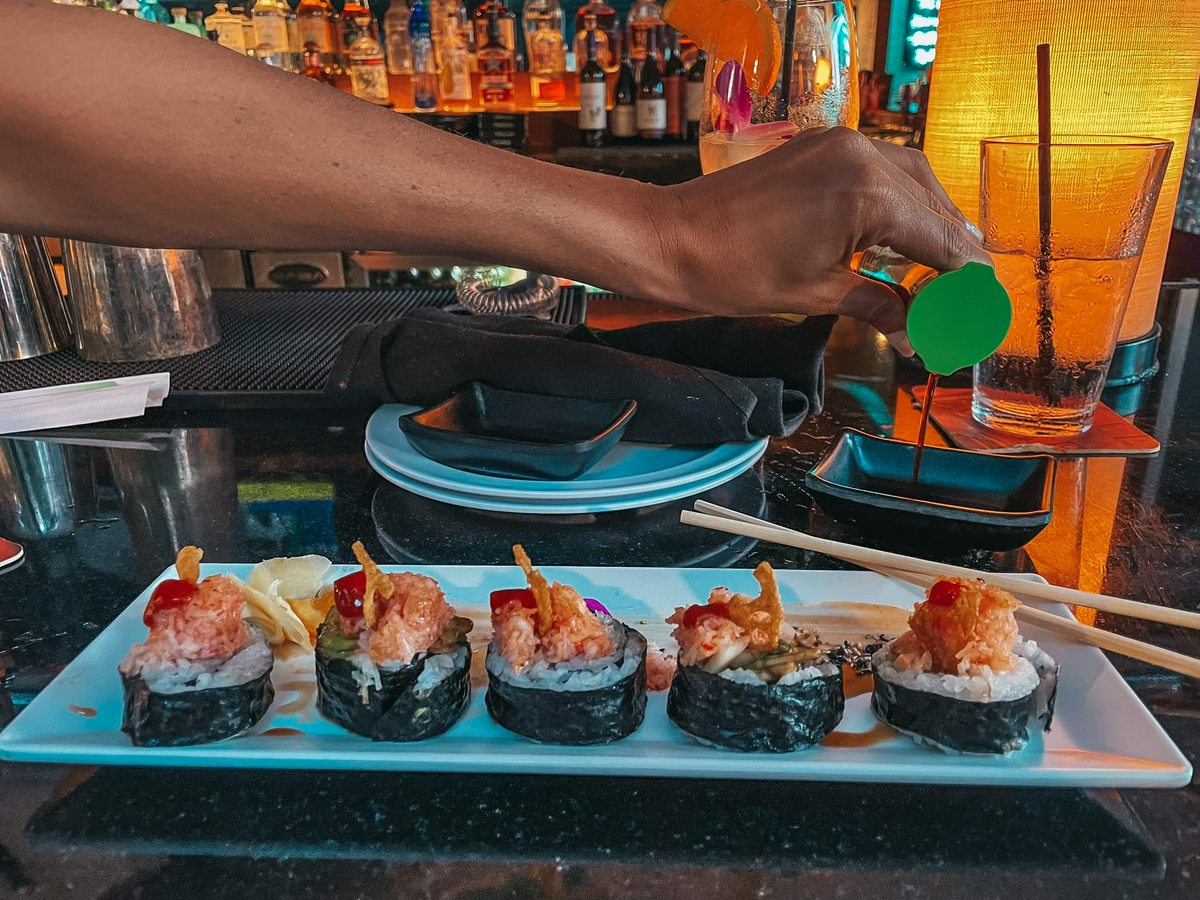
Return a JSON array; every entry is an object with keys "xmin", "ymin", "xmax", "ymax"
[{"xmin": 905, "ymin": 261, "xmax": 1012, "ymax": 376}]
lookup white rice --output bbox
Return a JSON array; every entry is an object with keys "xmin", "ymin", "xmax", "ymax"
[
  {"xmin": 719, "ymin": 661, "xmax": 839, "ymax": 687},
  {"xmin": 486, "ymin": 615, "xmax": 641, "ymax": 691},
  {"xmin": 872, "ymin": 638, "xmax": 1047, "ymax": 703},
  {"xmin": 125, "ymin": 625, "xmax": 273, "ymax": 694},
  {"xmin": 346, "ymin": 644, "xmax": 467, "ymax": 703},
  {"xmin": 414, "ymin": 645, "xmax": 468, "ymax": 691}
]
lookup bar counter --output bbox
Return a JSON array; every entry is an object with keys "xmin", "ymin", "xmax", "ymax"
[{"xmin": 0, "ymin": 299, "xmax": 1198, "ymax": 899}]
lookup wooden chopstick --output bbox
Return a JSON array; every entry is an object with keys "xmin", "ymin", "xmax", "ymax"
[
  {"xmin": 858, "ymin": 561, "xmax": 1200, "ymax": 680},
  {"xmin": 681, "ymin": 505, "xmax": 1200, "ymax": 632},
  {"xmin": 693, "ymin": 502, "xmax": 1200, "ymax": 680}
]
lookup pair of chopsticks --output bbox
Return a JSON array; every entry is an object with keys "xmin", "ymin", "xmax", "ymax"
[{"xmin": 681, "ymin": 501, "xmax": 1200, "ymax": 680}]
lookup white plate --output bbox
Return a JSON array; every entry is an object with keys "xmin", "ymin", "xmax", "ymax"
[
  {"xmin": 365, "ymin": 404, "xmax": 770, "ymax": 501},
  {"xmin": 0, "ymin": 566, "xmax": 1190, "ymax": 788},
  {"xmin": 366, "ymin": 443, "xmax": 766, "ymax": 515}
]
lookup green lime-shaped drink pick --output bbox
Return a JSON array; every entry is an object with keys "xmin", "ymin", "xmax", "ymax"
[{"xmin": 906, "ymin": 262, "xmax": 1012, "ymax": 376}]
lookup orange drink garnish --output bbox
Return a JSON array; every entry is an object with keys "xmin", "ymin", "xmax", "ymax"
[{"xmin": 663, "ymin": 0, "xmax": 781, "ymax": 96}]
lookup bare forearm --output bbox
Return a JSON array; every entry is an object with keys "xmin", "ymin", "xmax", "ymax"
[{"xmin": 0, "ymin": 2, "xmax": 669, "ymax": 297}]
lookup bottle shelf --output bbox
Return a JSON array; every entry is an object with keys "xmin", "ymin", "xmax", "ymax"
[{"xmin": 333, "ymin": 71, "xmax": 621, "ymax": 115}]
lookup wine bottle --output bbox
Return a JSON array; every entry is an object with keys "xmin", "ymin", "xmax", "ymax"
[
  {"xmin": 610, "ymin": 43, "xmax": 637, "ymax": 140},
  {"xmin": 686, "ymin": 50, "xmax": 706, "ymax": 142},
  {"xmin": 578, "ymin": 16, "xmax": 606, "ymax": 147},
  {"xmin": 635, "ymin": 29, "xmax": 665, "ymax": 140}
]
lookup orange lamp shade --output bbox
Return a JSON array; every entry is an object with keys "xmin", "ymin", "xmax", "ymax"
[{"xmin": 922, "ymin": 0, "xmax": 1200, "ymax": 341}]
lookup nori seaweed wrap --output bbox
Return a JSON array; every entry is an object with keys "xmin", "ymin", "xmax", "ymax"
[
  {"xmin": 668, "ymin": 663, "xmax": 844, "ymax": 752},
  {"xmin": 872, "ymin": 639, "xmax": 1059, "ymax": 755},
  {"xmin": 315, "ymin": 611, "xmax": 472, "ymax": 742},
  {"xmin": 664, "ymin": 561, "xmax": 845, "ymax": 751},
  {"xmin": 485, "ymin": 619, "xmax": 647, "ymax": 745},
  {"xmin": 120, "ymin": 623, "xmax": 276, "ymax": 748}
]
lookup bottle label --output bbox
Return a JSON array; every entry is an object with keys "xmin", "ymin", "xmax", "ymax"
[
  {"xmin": 214, "ymin": 21, "xmax": 248, "ymax": 53},
  {"xmin": 636, "ymin": 98, "xmax": 667, "ymax": 132},
  {"xmin": 611, "ymin": 103, "xmax": 636, "ymax": 137},
  {"xmin": 480, "ymin": 57, "xmax": 513, "ymax": 103},
  {"xmin": 298, "ymin": 19, "xmax": 332, "ymax": 52},
  {"xmin": 686, "ymin": 81, "xmax": 704, "ymax": 123},
  {"xmin": 441, "ymin": 53, "xmax": 472, "ymax": 100},
  {"xmin": 350, "ymin": 59, "xmax": 390, "ymax": 103},
  {"xmin": 578, "ymin": 82, "xmax": 607, "ymax": 130},
  {"xmin": 253, "ymin": 18, "xmax": 290, "ymax": 54}
]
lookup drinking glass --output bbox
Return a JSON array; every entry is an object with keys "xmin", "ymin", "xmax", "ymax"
[
  {"xmin": 698, "ymin": 1, "xmax": 858, "ymax": 174},
  {"xmin": 972, "ymin": 135, "xmax": 1172, "ymax": 436}
]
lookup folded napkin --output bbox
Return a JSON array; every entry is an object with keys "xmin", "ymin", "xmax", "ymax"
[
  {"xmin": 0, "ymin": 373, "xmax": 170, "ymax": 436},
  {"xmin": 326, "ymin": 309, "xmax": 835, "ymax": 445}
]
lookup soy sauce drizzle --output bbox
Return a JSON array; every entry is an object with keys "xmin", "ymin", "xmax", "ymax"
[
  {"xmin": 912, "ymin": 373, "xmax": 940, "ymax": 483},
  {"xmin": 68, "ymin": 705, "xmax": 97, "ymax": 718}
]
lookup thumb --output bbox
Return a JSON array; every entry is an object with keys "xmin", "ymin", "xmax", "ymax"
[{"xmin": 829, "ymin": 270, "xmax": 914, "ymax": 357}]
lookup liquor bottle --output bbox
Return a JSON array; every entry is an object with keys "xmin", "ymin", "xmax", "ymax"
[
  {"xmin": 295, "ymin": 0, "xmax": 336, "ymax": 70},
  {"xmin": 521, "ymin": 0, "xmax": 562, "ymax": 60},
  {"xmin": 187, "ymin": 8, "xmax": 207, "ymax": 33},
  {"xmin": 572, "ymin": 12, "xmax": 609, "ymax": 74},
  {"xmin": 573, "ymin": 0, "xmax": 619, "ymax": 72},
  {"xmin": 438, "ymin": 13, "xmax": 473, "ymax": 109},
  {"xmin": 137, "ymin": 0, "xmax": 169, "ymax": 22},
  {"xmin": 625, "ymin": 0, "xmax": 661, "ymax": 78},
  {"xmin": 408, "ymin": 0, "xmax": 437, "ymax": 110},
  {"xmin": 610, "ymin": 43, "xmax": 637, "ymax": 141},
  {"xmin": 251, "ymin": 0, "xmax": 293, "ymax": 58},
  {"xmin": 340, "ymin": 0, "xmax": 379, "ymax": 54},
  {"xmin": 526, "ymin": 7, "xmax": 566, "ymax": 106},
  {"xmin": 578, "ymin": 17, "xmax": 606, "ymax": 148},
  {"xmin": 168, "ymin": 6, "xmax": 204, "ymax": 36},
  {"xmin": 348, "ymin": 31, "xmax": 393, "ymax": 105},
  {"xmin": 477, "ymin": 9, "xmax": 514, "ymax": 107},
  {"xmin": 116, "ymin": 0, "xmax": 138, "ymax": 16},
  {"xmin": 636, "ymin": 28, "xmax": 665, "ymax": 140},
  {"xmin": 284, "ymin": 3, "xmax": 301, "ymax": 65},
  {"xmin": 662, "ymin": 28, "xmax": 684, "ymax": 141},
  {"xmin": 206, "ymin": 2, "xmax": 250, "ymax": 53},
  {"xmin": 302, "ymin": 40, "xmax": 333, "ymax": 82},
  {"xmin": 232, "ymin": 6, "xmax": 256, "ymax": 53},
  {"xmin": 383, "ymin": 1, "xmax": 414, "ymax": 74},
  {"xmin": 472, "ymin": 0, "xmax": 515, "ymax": 57},
  {"xmin": 686, "ymin": 49, "xmax": 705, "ymax": 142}
]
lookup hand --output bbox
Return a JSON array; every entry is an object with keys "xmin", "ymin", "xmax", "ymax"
[{"xmin": 650, "ymin": 127, "xmax": 991, "ymax": 355}]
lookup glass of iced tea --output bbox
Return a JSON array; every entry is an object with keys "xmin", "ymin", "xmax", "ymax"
[{"xmin": 972, "ymin": 135, "xmax": 1172, "ymax": 436}]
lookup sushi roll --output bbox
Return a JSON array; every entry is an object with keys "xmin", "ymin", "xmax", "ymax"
[
  {"xmin": 119, "ymin": 546, "xmax": 275, "ymax": 747},
  {"xmin": 315, "ymin": 542, "xmax": 473, "ymax": 741},
  {"xmin": 666, "ymin": 562, "xmax": 844, "ymax": 752},
  {"xmin": 871, "ymin": 577, "xmax": 1059, "ymax": 755},
  {"xmin": 485, "ymin": 545, "xmax": 647, "ymax": 745}
]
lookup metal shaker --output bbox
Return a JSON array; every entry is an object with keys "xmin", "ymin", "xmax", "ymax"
[
  {"xmin": 61, "ymin": 242, "xmax": 220, "ymax": 362},
  {"xmin": 0, "ymin": 233, "xmax": 73, "ymax": 362}
]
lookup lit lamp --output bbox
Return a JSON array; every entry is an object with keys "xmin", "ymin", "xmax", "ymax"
[{"xmin": 922, "ymin": 0, "xmax": 1200, "ymax": 348}]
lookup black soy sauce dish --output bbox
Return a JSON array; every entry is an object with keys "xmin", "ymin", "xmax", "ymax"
[
  {"xmin": 399, "ymin": 383, "xmax": 638, "ymax": 481},
  {"xmin": 805, "ymin": 429, "xmax": 1056, "ymax": 552}
]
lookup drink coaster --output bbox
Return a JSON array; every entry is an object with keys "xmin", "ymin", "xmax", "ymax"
[{"xmin": 910, "ymin": 386, "xmax": 1160, "ymax": 457}]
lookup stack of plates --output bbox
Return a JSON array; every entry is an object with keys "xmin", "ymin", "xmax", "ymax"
[{"xmin": 364, "ymin": 404, "xmax": 769, "ymax": 515}]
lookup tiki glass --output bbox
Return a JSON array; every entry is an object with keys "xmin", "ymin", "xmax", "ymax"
[{"xmin": 971, "ymin": 136, "xmax": 1172, "ymax": 437}]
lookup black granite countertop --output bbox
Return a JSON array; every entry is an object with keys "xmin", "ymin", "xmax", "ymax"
[{"xmin": 1, "ymin": 299, "xmax": 1198, "ymax": 899}]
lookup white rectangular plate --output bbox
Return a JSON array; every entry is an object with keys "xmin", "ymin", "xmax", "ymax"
[{"xmin": 0, "ymin": 566, "xmax": 1191, "ymax": 787}]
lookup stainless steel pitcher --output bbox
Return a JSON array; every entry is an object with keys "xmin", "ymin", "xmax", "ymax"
[
  {"xmin": 0, "ymin": 233, "xmax": 73, "ymax": 362},
  {"xmin": 61, "ymin": 242, "xmax": 220, "ymax": 362}
]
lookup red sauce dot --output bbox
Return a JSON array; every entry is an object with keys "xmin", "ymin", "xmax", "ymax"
[
  {"xmin": 144, "ymin": 579, "xmax": 197, "ymax": 625},
  {"xmin": 334, "ymin": 571, "xmax": 367, "ymax": 620},
  {"xmin": 490, "ymin": 588, "xmax": 537, "ymax": 612},
  {"xmin": 928, "ymin": 580, "xmax": 962, "ymax": 608},
  {"xmin": 682, "ymin": 603, "xmax": 732, "ymax": 628}
]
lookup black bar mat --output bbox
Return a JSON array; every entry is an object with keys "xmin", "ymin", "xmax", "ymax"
[{"xmin": 0, "ymin": 287, "xmax": 587, "ymax": 408}]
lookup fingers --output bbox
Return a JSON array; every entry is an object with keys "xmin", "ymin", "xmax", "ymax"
[
  {"xmin": 827, "ymin": 269, "xmax": 915, "ymax": 356},
  {"xmin": 871, "ymin": 141, "xmax": 982, "ymax": 239},
  {"xmin": 865, "ymin": 173, "xmax": 993, "ymax": 274}
]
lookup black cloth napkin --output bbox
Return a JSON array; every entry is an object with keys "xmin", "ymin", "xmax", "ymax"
[{"xmin": 326, "ymin": 308, "xmax": 835, "ymax": 445}]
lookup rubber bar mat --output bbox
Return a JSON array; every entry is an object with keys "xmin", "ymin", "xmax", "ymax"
[{"xmin": 0, "ymin": 287, "xmax": 587, "ymax": 408}]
